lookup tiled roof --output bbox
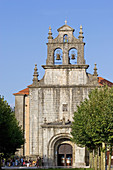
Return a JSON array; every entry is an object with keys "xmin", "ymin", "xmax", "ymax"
[
  {"xmin": 13, "ymin": 85, "xmax": 31, "ymax": 95},
  {"xmin": 13, "ymin": 77, "xmax": 113, "ymax": 96},
  {"xmin": 13, "ymin": 87, "xmax": 29, "ymax": 95},
  {"xmin": 98, "ymin": 77, "xmax": 113, "ymax": 87}
]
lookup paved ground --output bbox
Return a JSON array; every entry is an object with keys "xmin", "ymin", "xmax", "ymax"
[{"xmin": 1, "ymin": 166, "xmax": 90, "ymax": 169}]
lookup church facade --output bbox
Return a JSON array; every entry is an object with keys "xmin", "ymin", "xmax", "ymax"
[{"xmin": 14, "ymin": 22, "xmax": 113, "ymax": 167}]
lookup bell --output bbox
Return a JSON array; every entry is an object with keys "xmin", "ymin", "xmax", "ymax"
[
  {"xmin": 71, "ymin": 53, "xmax": 75, "ymax": 60},
  {"xmin": 56, "ymin": 53, "xmax": 61, "ymax": 60}
]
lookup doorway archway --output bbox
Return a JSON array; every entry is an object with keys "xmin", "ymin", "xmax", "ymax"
[
  {"xmin": 47, "ymin": 133, "xmax": 75, "ymax": 166},
  {"xmin": 57, "ymin": 143, "xmax": 72, "ymax": 166}
]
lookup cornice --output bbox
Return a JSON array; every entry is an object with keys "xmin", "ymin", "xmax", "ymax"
[
  {"xmin": 42, "ymin": 64, "xmax": 89, "ymax": 69},
  {"xmin": 29, "ymin": 84, "xmax": 100, "ymax": 88},
  {"xmin": 41, "ymin": 124, "xmax": 71, "ymax": 128}
]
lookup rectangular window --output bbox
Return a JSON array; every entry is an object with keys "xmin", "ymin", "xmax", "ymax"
[{"xmin": 62, "ymin": 104, "xmax": 68, "ymax": 112}]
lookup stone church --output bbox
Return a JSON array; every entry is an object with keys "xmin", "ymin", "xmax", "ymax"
[{"xmin": 14, "ymin": 22, "xmax": 113, "ymax": 167}]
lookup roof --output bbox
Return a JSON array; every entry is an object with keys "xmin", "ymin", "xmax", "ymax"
[
  {"xmin": 98, "ymin": 77, "xmax": 113, "ymax": 87},
  {"xmin": 57, "ymin": 24, "xmax": 74, "ymax": 32},
  {"xmin": 13, "ymin": 87, "xmax": 29, "ymax": 95},
  {"xmin": 13, "ymin": 77, "xmax": 113, "ymax": 96},
  {"xmin": 13, "ymin": 85, "xmax": 31, "ymax": 95}
]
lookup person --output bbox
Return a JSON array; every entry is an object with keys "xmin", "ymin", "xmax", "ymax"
[
  {"xmin": 20, "ymin": 157, "xmax": 23, "ymax": 166},
  {"xmin": 15, "ymin": 159, "xmax": 18, "ymax": 166},
  {"xmin": 2, "ymin": 159, "xmax": 5, "ymax": 167},
  {"xmin": 36, "ymin": 158, "xmax": 39, "ymax": 167},
  {"xmin": 29, "ymin": 160, "xmax": 32, "ymax": 167},
  {"xmin": 32, "ymin": 160, "xmax": 35, "ymax": 166},
  {"xmin": 42, "ymin": 158, "xmax": 44, "ymax": 167},
  {"xmin": 26, "ymin": 161, "xmax": 30, "ymax": 167},
  {"xmin": 38, "ymin": 157, "xmax": 42, "ymax": 167},
  {"xmin": 12, "ymin": 158, "xmax": 15, "ymax": 166},
  {"xmin": 23, "ymin": 160, "xmax": 25, "ymax": 166}
]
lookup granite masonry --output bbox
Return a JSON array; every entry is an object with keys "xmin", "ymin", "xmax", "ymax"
[{"xmin": 14, "ymin": 22, "xmax": 113, "ymax": 167}]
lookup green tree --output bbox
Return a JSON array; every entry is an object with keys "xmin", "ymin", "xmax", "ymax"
[
  {"xmin": 71, "ymin": 86, "xmax": 113, "ymax": 170},
  {"xmin": 0, "ymin": 96, "xmax": 24, "ymax": 168}
]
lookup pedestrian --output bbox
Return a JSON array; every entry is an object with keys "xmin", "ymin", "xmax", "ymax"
[
  {"xmin": 12, "ymin": 158, "xmax": 15, "ymax": 166},
  {"xmin": 20, "ymin": 157, "xmax": 23, "ymax": 166},
  {"xmin": 15, "ymin": 159, "xmax": 18, "ymax": 166},
  {"xmin": 36, "ymin": 158, "xmax": 39, "ymax": 167}
]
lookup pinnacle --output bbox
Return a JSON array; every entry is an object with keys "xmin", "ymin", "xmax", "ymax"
[
  {"xmin": 78, "ymin": 25, "xmax": 84, "ymax": 40},
  {"xmin": 93, "ymin": 63, "xmax": 98, "ymax": 76},
  {"xmin": 32, "ymin": 64, "xmax": 39, "ymax": 84},
  {"xmin": 48, "ymin": 26, "xmax": 53, "ymax": 40}
]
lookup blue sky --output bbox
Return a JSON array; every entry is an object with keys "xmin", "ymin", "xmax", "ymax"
[{"xmin": 0, "ymin": 0, "xmax": 113, "ymax": 107}]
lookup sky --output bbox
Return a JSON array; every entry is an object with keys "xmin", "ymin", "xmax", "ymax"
[{"xmin": 0, "ymin": 0, "xmax": 113, "ymax": 107}]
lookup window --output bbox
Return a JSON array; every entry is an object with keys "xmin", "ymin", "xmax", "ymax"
[
  {"xmin": 62, "ymin": 104, "xmax": 68, "ymax": 112},
  {"xmin": 63, "ymin": 34, "xmax": 68, "ymax": 43}
]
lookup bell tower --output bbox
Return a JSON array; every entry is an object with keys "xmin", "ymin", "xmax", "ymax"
[{"xmin": 46, "ymin": 21, "xmax": 87, "ymax": 66}]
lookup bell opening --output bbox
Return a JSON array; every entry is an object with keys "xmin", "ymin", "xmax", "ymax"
[
  {"xmin": 63, "ymin": 34, "xmax": 68, "ymax": 43},
  {"xmin": 69, "ymin": 49, "xmax": 77, "ymax": 64},
  {"xmin": 71, "ymin": 54, "xmax": 75, "ymax": 60},
  {"xmin": 54, "ymin": 48, "xmax": 63, "ymax": 65},
  {"xmin": 56, "ymin": 53, "xmax": 61, "ymax": 60}
]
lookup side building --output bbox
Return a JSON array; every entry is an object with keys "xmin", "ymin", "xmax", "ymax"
[{"xmin": 14, "ymin": 22, "xmax": 113, "ymax": 167}]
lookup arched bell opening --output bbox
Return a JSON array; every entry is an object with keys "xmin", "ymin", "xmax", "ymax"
[
  {"xmin": 54, "ymin": 48, "xmax": 63, "ymax": 65},
  {"xmin": 68, "ymin": 48, "xmax": 77, "ymax": 64},
  {"xmin": 63, "ymin": 34, "xmax": 68, "ymax": 43}
]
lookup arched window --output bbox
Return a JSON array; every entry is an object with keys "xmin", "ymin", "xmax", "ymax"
[
  {"xmin": 54, "ymin": 48, "xmax": 63, "ymax": 65},
  {"xmin": 68, "ymin": 48, "xmax": 77, "ymax": 64},
  {"xmin": 63, "ymin": 34, "xmax": 68, "ymax": 43}
]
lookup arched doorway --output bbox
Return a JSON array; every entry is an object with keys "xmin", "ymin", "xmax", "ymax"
[
  {"xmin": 47, "ymin": 133, "xmax": 75, "ymax": 166},
  {"xmin": 57, "ymin": 143, "xmax": 72, "ymax": 166}
]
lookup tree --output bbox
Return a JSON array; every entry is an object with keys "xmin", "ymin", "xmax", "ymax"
[
  {"xmin": 71, "ymin": 86, "xmax": 113, "ymax": 170},
  {"xmin": 0, "ymin": 96, "xmax": 24, "ymax": 168}
]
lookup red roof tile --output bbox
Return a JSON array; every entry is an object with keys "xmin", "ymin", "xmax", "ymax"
[
  {"xmin": 13, "ymin": 87, "xmax": 29, "ymax": 95},
  {"xmin": 98, "ymin": 77, "xmax": 113, "ymax": 87}
]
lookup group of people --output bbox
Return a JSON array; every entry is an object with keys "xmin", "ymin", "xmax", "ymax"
[{"xmin": 2, "ymin": 156, "xmax": 43, "ymax": 167}]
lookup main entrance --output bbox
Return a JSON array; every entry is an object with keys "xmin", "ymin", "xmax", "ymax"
[{"xmin": 57, "ymin": 143, "xmax": 72, "ymax": 166}]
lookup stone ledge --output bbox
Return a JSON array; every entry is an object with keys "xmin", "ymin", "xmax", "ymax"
[
  {"xmin": 30, "ymin": 84, "xmax": 99, "ymax": 88},
  {"xmin": 46, "ymin": 41, "xmax": 85, "ymax": 45},
  {"xmin": 41, "ymin": 124, "xmax": 71, "ymax": 128},
  {"xmin": 42, "ymin": 64, "xmax": 89, "ymax": 69}
]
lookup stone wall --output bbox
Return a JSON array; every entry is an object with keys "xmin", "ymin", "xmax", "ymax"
[
  {"xmin": 15, "ymin": 95, "xmax": 24, "ymax": 156},
  {"xmin": 29, "ymin": 84, "xmax": 96, "ymax": 163},
  {"xmin": 43, "ymin": 68, "xmax": 88, "ymax": 85},
  {"xmin": 25, "ymin": 96, "xmax": 29, "ymax": 156}
]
